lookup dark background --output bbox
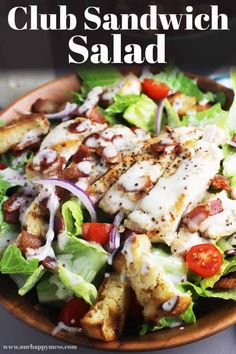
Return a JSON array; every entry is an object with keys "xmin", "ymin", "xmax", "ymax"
[{"xmin": 0, "ymin": 0, "xmax": 235, "ymax": 71}]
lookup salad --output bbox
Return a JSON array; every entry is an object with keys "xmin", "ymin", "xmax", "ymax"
[{"xmin": 0, "ymin": 65, "xmax": 236, "ymax": 342}]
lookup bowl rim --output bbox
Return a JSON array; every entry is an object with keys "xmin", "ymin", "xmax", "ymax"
[{"xmin": 0, "ymin": 71, "xmax": 236, "ymax": 352}]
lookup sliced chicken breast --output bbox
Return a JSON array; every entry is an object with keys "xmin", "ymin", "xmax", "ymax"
[
  {"xmin": 171, "ymin": 227, "xmax": 210, "ymax": 256},
  {"xmin": 125, "ymin": 140, "xmax": 223, "ymax": 244},
  {"xmin": 27, "ymin": 118, "xmax": 107, "ymax": 178}
]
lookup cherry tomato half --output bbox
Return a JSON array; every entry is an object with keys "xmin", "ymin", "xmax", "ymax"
[
  {"xmin": 186, "ymin": 244, "xmax": 223, "ymax": 278},
  {"xmin": 58, "ymin": 298, "xmax": 90, "ymax": 327},
  {"xmin": 82, "ymin": 222, "xmax": 113, "ymax": 245},
  {"xmin": 142, "ymin": 79, "xmax": 170, "ymax": 100}
]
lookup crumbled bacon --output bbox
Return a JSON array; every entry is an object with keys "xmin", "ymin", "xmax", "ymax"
[
  {"xmin": 86, "ymin": 106, "xmax": 107, "ymax": 124},
  {"xmin": 59, "ymin": 164, "xmax": 84, "ymax": 182},
  {"xmin": 211, "ymin": 175, "xmax": 232, "ymax": 192},
  {"xmin": 182, "ymin": 198, "xmax": 223, "ymax": 233},
  {"xmin": 214, "ymin": 272, "xmax": 236, "ymax": 289},
  {"xmin": 3, "ymin": 193, "xmax": 24, "ymax": 224},
  {"xmin": 54, "ymin": 211, "xmax": 65, "ymax": 235},
  {"xmin": 41, "ymin": 256, "xmax": 58, "ymax": 271},
  {"xmin": 17, "ymin": 230, "xmax": 43, "ymax": 255},
  {"xmin": 72, "ymin": 144, "xmax": 91, "ymax": 163},
  {"xmin": 150, "ymin": 143, "xmax": 167, "ymax": 153}
]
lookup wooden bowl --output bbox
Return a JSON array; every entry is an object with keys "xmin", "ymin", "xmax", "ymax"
[{"xmin": 0, "ymin": 71, "xmax": 235, "ymax": 352}]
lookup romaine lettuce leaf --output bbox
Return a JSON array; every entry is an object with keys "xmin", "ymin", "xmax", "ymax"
[
  {"xmin": 227, "ymin": 68, "xmax": 236, "ymax": 131},
  {"xmin": 58, "ymin": 264, "xmax": 97, "ymax": 305},
  {"xmin": 180, "ymin": 280, "xmax": 236, "ymax": 301},
  {"xmin": 54, "ymin": 235, "xmax": 108, "ymax": 282},
  {"xmin": 155, "ymin": 66, "xmax": 216, "ymax": 102},
  {"xmin": 74, "ymin": 66, "xmax": 123, "ymax": 104},
  {"xmin": 78, "ymin": 65, "xmax": 123, "ymax": 90},
  {"xmin": 37, "ymin": 236, "xmax": 108, "ymax": 305},
  {"xmin": 181, "ymin": 103, "xmax": 228, "ymax": 129},
  {"xmin": 123, "ymin": 94, "xmax": 157, "ymax": 131},
  {"xmin": 11, "ymin": 265, "xmax": 46, "ymax": 296},
  {"xmin": 37, "ymin": 273, "xmax": 73, "ymax": 304},
  {"xmin": 105, "ymin": 94, "xmax": 140, "ymax": 116},
  {"xmin": 0, "ymin": 197, "xmax": 18, "ymax": 256},
  {"xmin": 0, "ymin": 244, "xmax": 38, "ymax": 274},
  {"xmin": 163, "ymin": 98, "xmax": 181, "ymax": 128},
  {"xmin": 139, "ymin": 300, "xmax": 196, "ymax": 335},
  {"xmin": 61, "ymin": 198, "xmax": 83, "ymax": 237}
]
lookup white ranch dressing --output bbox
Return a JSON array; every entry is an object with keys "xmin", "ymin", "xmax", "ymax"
[{"xmin": 52, "ymin": 321, "xmax": 82, "ymax": 336}]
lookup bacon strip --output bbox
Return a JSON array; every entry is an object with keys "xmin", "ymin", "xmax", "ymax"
[
  {"xmin": 3, "ymin": 193, "xmax": 24, "ymax": 224},
  {"xmin": 182, "ymin": 198, "xmax": 223, "ymax": 233},
  {"xmin": 211, "ymin": 175, "xmax": 232, "ymax": 192},
  {"xmin": 214, "ymin": 272, "xmax": 236, "ymax": 289},
  {"xmin": 17, "ymin": 230, "xmax": 43, "ymax": 255}
]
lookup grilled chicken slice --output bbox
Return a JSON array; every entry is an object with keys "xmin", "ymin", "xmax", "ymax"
[
  {"xmin": 89, "ymin": 126, "xmax": 201, "ymax": 204},
  {"xmin": 65, "ymin": 125, "xmax": 150, "ymax": 190},
  {"xmin": 80, "ymin": 274, "xmax": 130, "ymax": 341},
  {"xmin": 116, "ymin": 234, "xmax": 191, "ymax": 323},
  {"xmin": 125, "ymin": 140, "xmax": 223, "ymax": 244},
  {"xmin": 27, "ymin": 118, "xmax": 107, "ymax": 178},
  {"xmin": 99, "ymin": 151, "xmax": 176, "ymax": 215},
  {"xmin": 171, "ymin": 227, "xmax": 210, "ymax": 256},
  {"xmin": 198, "ymin": 191, "xmax": 236, "ymax": 240},
  {"xmin": 0, "ymin": 114, "xmax": 49, "ymax": 154}
]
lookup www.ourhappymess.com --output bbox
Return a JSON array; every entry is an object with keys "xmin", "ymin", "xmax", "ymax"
[{"xmin": 2, "ymin": 344, "xmax": 78, "ymax": 351}]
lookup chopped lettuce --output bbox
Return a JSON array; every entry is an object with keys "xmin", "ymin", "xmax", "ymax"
[
  {"xmin": 54, "ymin": 236, "xmax": 108, "ymax": 282},
  {"xmin": 61, "ymin": 198, "xmax": 83, "ymax": 237},
  {"xmin": 227, "ymin": 68, "xmax": 236, "ymax": 131},
  {"xmin": 163, "ymin": 98, "xmax": 180, "ymax": 128},
  {"xmin": 123, "ymin": 94, "xmax": 157, "ymax": 131},
  {"xmin": 37, "ymin": 273, "xmax": 73, "ymax": 304},
  {"xmin": 78, "ymin": 66, "xmax": 123, "ymax": 90},
  {"xmin": 58, "ymin": 265, "xmax": 97, "ymax": 305},
  {"xmin": 180, "ymin": 278, "xmax": 236, "ymax": 302},
  {"xmin": 140, "ymin": 300, "xmax": 196, "ymax": 335},
  {"xmin": 36, "ymin": 235, "xmax": 108, "ymax": 305},
  {"xmin": 11, "ymin": 265, "xmax": 46, "ymax": 296},
  {"xmin": 0, "ymin": 197, "xmax": 18, "ymax": 256},
  {"xmin": 0, "ymin": 244, "xmax": 38, "ymax": 274},
  {"xmin": 105, "ymin": 94, "xmax": 140, "ymax": 116},
  {"xmin": 155, "ymin": 66, "xmax": 216, "ymax": 102},
  {"xmin": 74, "ymin": 66, "xmax": 123, "ymax": 103},
  {"xmin": 152, "ymin": 246, "xmax": 188, "ymax": 285},
  {"xmin": 181, "ymin": 103, "xmax": 228, "ymax": 129}
]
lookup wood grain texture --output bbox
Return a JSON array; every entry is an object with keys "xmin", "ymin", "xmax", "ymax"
[{"xmin": 0, "ymin": 70, "xmax": 235, "ymax": 351}]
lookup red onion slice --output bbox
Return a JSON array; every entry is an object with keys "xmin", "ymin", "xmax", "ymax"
[
  {"xmin": 155, "ymin": 99, "xmax": 165, "ymax": 134},
  {"xmin": 34, "ymin": 178, "xmax": 96, "ymax": 222},
  {"xmin": 45, "ymin": 102, "xmax": 78, "ymax": 119},
  {"xmin": 109, "ymin": 211, "xmax": 124, "ymax": 252}
]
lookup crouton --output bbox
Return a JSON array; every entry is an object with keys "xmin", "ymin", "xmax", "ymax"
[
  {"xmin": 0, "ymin": 114, "xmax": 49, "ymax": 154},
  {"xmin": 80, "ymin": 274, "xmax": 130, "ymax": 341},
  {"xmin": 120, "ymin": 234, "xmax": 192, "ymax": 323}
]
